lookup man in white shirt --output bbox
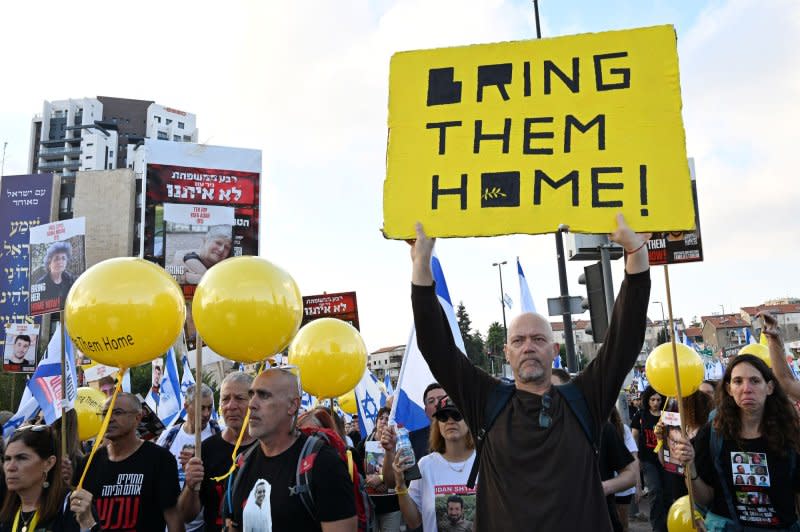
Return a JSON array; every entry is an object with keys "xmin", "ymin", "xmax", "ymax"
[{"xmin": 158, "ymin": 383, "xmax": 221, "ymax": 531}]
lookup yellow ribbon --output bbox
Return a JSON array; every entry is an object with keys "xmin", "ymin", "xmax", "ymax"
[
  {"xmin": 13, "ymin": 508, "xmax": 38, "ymax": 532},
  {"xmin": 211, "ymin": 361, "xmax": 265, "ymax": 482},
  {"xmin": 78, "ymin": 373, "xmax": 124, "ymax": 489}
]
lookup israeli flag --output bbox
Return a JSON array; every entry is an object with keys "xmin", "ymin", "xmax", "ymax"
[
  {"xmin": 383, "ymin": 374, "xmax": 393, "ymax": 396},
  {"xmin": 744, "ymin": 327, "xmax": 756, "ymax": 345},
  {"xmin": 391, "ymin": 251, "xmax": 466, "ymax": 431},
  {"xmin": 3, "ymin": 385, "xmax": 40, "ymax": 438},
  {"xmin": 355, "ymin": 369, "xmax": 387, "ymax": 437},
  {"xmin": 27, "ymin": 324, "xmax": 78, "ymax": 424},
  {"xmin": 146, "ymin": 348, "xmax": 182, "ymax": 425},
  {"xmin": 517, "ymin": 257, "xmax": 537, "ymax": 313},
  {"xmin": 503, "ymin": 292, "xmax": 513, "ymax": 310},
  {"xmin": 300, "ymin": 391, "xmax": 315, "ymax": 412},
  {"xmin": 553, "ymin": 354, "xmax": 562, "ymax": 369}
]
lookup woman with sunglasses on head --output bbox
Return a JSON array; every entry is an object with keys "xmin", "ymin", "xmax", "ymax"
[
  {"xmin": 673, "ymin": 354, "xmax": 800, "ymax": 531},
  {"xmin": 386, "ymin": 397, "xmax": 476, "ymax": 532},
  {"xmin": 0, "ymin": 425, "xmax": 99, "ymax": 532}
]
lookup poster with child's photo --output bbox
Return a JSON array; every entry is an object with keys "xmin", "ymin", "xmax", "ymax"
[
  {"xmin": 3, "ymin": 323, "xmax": 39, "ymax": 373},
  {"xmin": 434, "ymin": 485, "xmax": 476, "ymax": 532}
]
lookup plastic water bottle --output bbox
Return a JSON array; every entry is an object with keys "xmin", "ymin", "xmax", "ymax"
[{"xmin": 396, "ymin": 426, "xmax": 416, "ymax": 468}]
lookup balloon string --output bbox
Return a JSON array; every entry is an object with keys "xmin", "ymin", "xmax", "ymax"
[
  {"xmin": 211, "ymin": 361, "xmax": 265, "ymax": 482},
  {"xmin": 78, "ymin": 372, "xmax": 125, "ymax": 489}
]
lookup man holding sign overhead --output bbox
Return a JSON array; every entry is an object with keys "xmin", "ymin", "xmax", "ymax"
[{"xmin": 407, "ymin": 214, "xmax": 650, "ymax": 531}]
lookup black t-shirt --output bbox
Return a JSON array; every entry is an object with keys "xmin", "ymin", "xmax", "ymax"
[
  {"xmin": 630, "ymin": 409, "xmax": 661, "ymax": 463},
  {"xmin": 199, "ymin": 435, "xmax": 257, "ymax": 531},
  {"xmin": 599, "ymin": 423, "xmax": 635, "ymax": 532},
  {"xmin": 225, "ymin": 435, "xmax": 356, "ymax": 531},
  {"xmin": 77, "ymin": 441, "xmax": 180, "ymax": 531},
  {"xmin": 694, "ymin": 424, "xmax": 800, "ymax": 528}
]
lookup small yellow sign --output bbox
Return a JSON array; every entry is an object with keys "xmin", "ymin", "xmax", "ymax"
[{"xmin": 383, "ymin": 25, "xmax": 694, "ymax": 239}]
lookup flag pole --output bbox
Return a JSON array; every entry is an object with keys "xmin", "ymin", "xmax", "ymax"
[
  {"xmin": 59, "ymin": 312, "xmax": 67, "ymax": 459},
  {"xmin": 664, "ymin": 265, "xmax": 698, "ymax": 530},
  {"xmin": 194, "ymin": 332, "xmax": 203, "ymax": 461}
]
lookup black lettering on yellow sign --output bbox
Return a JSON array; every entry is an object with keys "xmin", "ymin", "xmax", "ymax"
[
  {"xmin": 426, "ymin": 52, "xmax": 631, "ymax": 107},
  {"xmin": 431, "ymin": 164, "xmax": 649, "ymax": 214},
  {"xmin": 428, "ymin": 113, "xmax": 605, "ymax": 156}
]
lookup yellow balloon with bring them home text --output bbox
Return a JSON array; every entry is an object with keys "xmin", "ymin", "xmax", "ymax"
[{"xmin": 65, "ymin": 258, "xmax": 185, "ymax": 369}]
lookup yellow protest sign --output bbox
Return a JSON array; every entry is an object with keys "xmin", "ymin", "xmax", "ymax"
[{"xmin": 383, "ymin": 25, "xmax": 694, "ymax": 239}]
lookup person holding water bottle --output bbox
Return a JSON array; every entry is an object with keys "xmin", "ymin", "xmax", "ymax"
[{"xmin": 385, "ymin": 397, "xmax": 477, "ymax": 531}]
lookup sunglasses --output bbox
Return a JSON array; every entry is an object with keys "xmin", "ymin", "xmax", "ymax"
[
  {"xmin": 434, "ymin": 411, "xmax": 463, "ymax": 423},
  {"xmin": 538, "ymin": 393, "xmax": 552, "ymax": 429},
  {"xmin": 14, "ymin": 424, "xmax": 51, "ymax": 433}
]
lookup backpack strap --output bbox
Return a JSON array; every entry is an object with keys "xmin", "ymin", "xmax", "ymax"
[
  {"xmin": 554, "ymin": 382, "xmax": 598, "ymax": 455},
  {"xmin": 289, "ymin": 434, "xmax": 326, "ymax": 519},
  {"xmin": 466, "ymin": 381, "xmax": 515, "ymax": 489},
  {"xmin": 224, "ymin": 444, "xmax": 259, "ymax": 517},
  {"xmin": 709, "ymin": 425, "xmax": 742, "ymax": 529}
]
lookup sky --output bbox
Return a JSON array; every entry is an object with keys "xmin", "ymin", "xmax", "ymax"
[{"xmin": 0, "ymin": 0, "xmax": 798, "ymax": 353}]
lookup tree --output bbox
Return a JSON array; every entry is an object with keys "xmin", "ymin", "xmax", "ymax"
[
  {"xmin": 485, "ymin": 322, "xmax": 506, "ymax": 374},
  {"xmin": 656, "ymin": 327, "xmax": 670, "ymax": 345},
  {"xmin": 457, "ymin": 301, "xmax": 489, "ymax": 370},
  {"xmin": 466, "ymin": 330, "xmax": 487, "ymax": 370},
  {"xmin": 456, "ymin": 301, "xmax": 471, "ymax": 339}
]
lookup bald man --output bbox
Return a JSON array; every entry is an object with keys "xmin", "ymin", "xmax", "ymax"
[
  {"xmin": 77, "ymin": 393, "xmax": 184, "ymax": 531},
  {"xmin": 408, "ymin": 215, "xmax": 650, "ymax": 532},
  {"xmin": 224, "ymin": 369, "xmax": 356, "ymax": 532}
]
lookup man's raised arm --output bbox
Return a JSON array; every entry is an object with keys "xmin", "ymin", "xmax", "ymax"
[{"xmin": 762, "ymin": 311, "xmax": 800, "ymax": 401}]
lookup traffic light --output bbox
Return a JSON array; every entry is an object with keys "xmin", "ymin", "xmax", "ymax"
[{"xmin": 578, "ymin": 262, "xmax": 609, "ymax": 341}]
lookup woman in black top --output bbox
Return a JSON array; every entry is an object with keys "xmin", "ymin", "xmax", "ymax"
[
  {"xmin": 678, "ymin": 355, "xmax": 800, "ymax": 530},
  {"xmin": 0, "ymin": 425, "xmax": 98, "ymax": 532}
]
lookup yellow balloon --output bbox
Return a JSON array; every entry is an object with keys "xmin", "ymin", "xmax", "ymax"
[
  {"xmin": 65, "ymin": 258, "xmax": 185, "ymax": 368},
  {"xmin": 289, "ymin": 318, "xmax": 367, "ymax": 398},
  {"xmin": 76, "ymin": 387, "xmax": 107, "ymax": 441},
  {"xmin": 667, "ymin": 495, "xmax": 704, "ymax": 531},
  {"xmin": 738, "ymin": 343, "xmax": 771, "ymax": 368},
  {"xmin": 192, "ymin": 256, "xmax": 302, "ymax": 363},
  {"xmin": 645, "ymin": 342, "xmax": 705, "ymax": 398},
  {"xmin": 338, "ymin": 389, "xmax": 358, "ymax": 414}
]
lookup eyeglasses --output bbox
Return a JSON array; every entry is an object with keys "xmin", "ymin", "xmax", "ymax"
[
  {"xmin": 434, "ymin": 411, "xmax": 464, "ymax": 423},
  {"xmin": 14, "ymin": 424, "xmax": 51, "ymax": 433},
  {"xmin": 538, "ymin": 393, "xmax": 552, "ymax": 429},
  {"xmin": 100, "ymin": 409, "xmax": 139, "ymax": 417}
]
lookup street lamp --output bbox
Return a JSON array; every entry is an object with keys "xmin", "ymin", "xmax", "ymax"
[{"xmin": 492, "ymin": 261, "xmax": 508, "ymax": 338}]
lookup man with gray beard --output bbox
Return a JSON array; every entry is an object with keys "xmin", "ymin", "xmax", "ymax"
[{"xmin": 407, "ymin": 215, "xmax": 650, "ymax": 531}]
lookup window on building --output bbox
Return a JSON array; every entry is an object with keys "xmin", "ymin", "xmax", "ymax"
[
  {"xmin": 157, "ymin": 131, "xmax": 169, "ymax": 140},
  {"xmin": 86, "ymin": 155, "xmax": 93, "ymax": 159},
  {"xmin": 155, "ymin": 116, "xmax": 162, "ymax": 123},
  {"xmin": 178, "ymin": 122, "xmax": 185, "ymax": 129},
  {"xmin": 183, "ymin": 135, "xmax": 191, "ymax": 142},
  {"xmin": 166, "ymin": 119, "xmax": 172, "ymax": 125},
  {"xmin": 173, "ymin": 135, "xmax": 181, "ymax": 141}
]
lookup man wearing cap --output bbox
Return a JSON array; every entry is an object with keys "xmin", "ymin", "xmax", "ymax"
[{"xmin": 406, "ymin": 216, "xmax": 650, "ymax": 531}]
